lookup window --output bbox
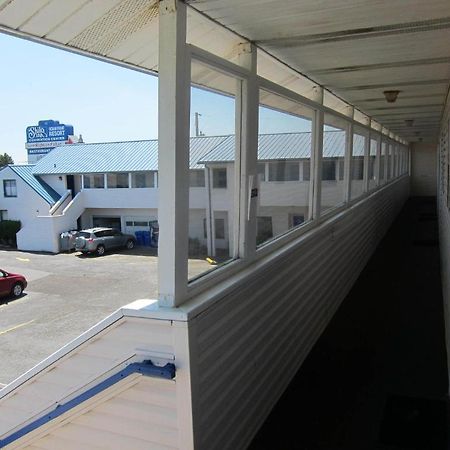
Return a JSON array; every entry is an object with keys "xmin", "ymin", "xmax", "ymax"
[
  {"xmin": 189, "ymin": 170, "xmax": 205, "ymax": 187},
  {"xmin": 338, "ymin": 159, "xmax": 345, "ymax": 181},
  {"xmin": 321, "ymin": 114, "xmax": 348, "ymax": 215},
  {"xmin": 257, "ymin": 216, "xmax": 273, "ymax": 245},
  {"xmin": 215, "ymin": 218, "xmax": 225, "ymax": 239},
  {"xmin": 132, "ymin": 172, "xmax": 155, "ymax": 188},
  {"xmin": 291, "ymin": 214, "xmax": 304, "ymax": 227},
  {"xmin": 302, "ymin": 161, "xmax": 310, "ymax": 181},
  {"xmin": 352, "ymin": 158, "xmax": 364, "ymax": 180},
  {"xmin": 322, "ymin": 160, "xmax": 336, "ymax": 180},
  {"xmin": 268, "ymin": 161, "xmax": 299, "ymax": 181},
  {"xmin": 3, "ymin": 180, "xmax": 17, "ymax": 197},
  {"xmin": 0, "ymin": 210, "xmax": 7, "ymax": 221},
  {"xmin": 107, "ymin": 173, "xmax": 129, "ymax": 188},
  {"xmin": 212, "ymin": 168, "xmax": 227, "ymax": 188},
  {"xmin": 84, "ymin": 174, "xmax": 104, "ymax": 189},
  {"xmin": 257, "ymin": 163, "xmax": 266, "ymax": 182}
]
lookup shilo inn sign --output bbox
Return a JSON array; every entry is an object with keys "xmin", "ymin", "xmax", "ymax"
[{"xmin": 26, "ymin": 120, "xmax": 74, "ymax": 154}]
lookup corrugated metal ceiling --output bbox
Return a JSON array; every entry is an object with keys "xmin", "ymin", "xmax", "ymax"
[{"xmin": 0, "ymin": 0, "xmax": 447, "ymax": 143}]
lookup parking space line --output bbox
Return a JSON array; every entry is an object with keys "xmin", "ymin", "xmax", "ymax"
[
  {"xmin": 0, "ymin": 320, "xmax": 35, "ymax": 336},
  {"xmin": 16, "ymin": 258, "xmax": 30, "ymax": 262}
]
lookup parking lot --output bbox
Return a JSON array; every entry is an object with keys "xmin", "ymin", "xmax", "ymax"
[{"xmin": 0, "ymin": 247, "xmax": 209, "ymax": 385}]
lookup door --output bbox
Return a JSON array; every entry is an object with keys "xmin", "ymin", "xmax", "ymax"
[
  {"xmin": 67, "ymin": 175, "xmax": 75, "ymax": 197},
  {"xmin": 92, "ymin": 216, "xmax": 121, "ymax": 230}
]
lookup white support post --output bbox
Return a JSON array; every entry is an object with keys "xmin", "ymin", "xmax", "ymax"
[
  {"xmin": 363, "ymin": 130, "xmax": 370, "ymax": 193},
  {"xmin": 236, "ymin": 42, "xmax": 258, "ymax": 260},
  {"xmin": 158, "ymin": 0, "xmax": 189, "ymax": 307},
  {"xmin": 204, "ymin": 167, "xmax": 214, "ymax": 257},
  {"xmin": 344, "ymin": 119, "xmax": 354, "ymax": 203},
  {"xmin": 375, "ymin": 132, "xmax": 382, "ymax": 186},
  {"xmin": 311, "ymin": 109, "xmax": 324, "ymax": 219}
]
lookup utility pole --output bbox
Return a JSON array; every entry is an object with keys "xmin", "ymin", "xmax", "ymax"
[
  {"xmin": 194, "ymin": 112, "xmax": 201, "ymax": 137},
  {"xmin": 194, "ymin": 112, "xmax": 203, "ymax": 137}
]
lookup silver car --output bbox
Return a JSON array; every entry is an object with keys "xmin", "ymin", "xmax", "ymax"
[{"xmin": 75, "ymin": 227, "xmax": 136, "ymax": 256}]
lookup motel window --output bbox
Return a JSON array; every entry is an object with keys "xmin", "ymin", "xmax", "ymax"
[
  {"xmin": 132, "ymin": 172, "xmax": 155, "ymax": 188},
  {"xmin": 189, "ymin": 170, "xmax": 205, "ymax": 187},
  {"xmin": 352, "ymin": 158, "xmax": 364, "ymax": 180},
  {"xmin": 338, "ymin": 159, "xmax": 345, "ymax": 181},
  {"xmin": 257, "ymin": 163, "xmax": 266, "ymax": 182},
  {"xmin": 302, "ymin": 161, "xmax": 310, "ymax": 181},
  {"xmin": 215, "ymin": 218, "xmax": 225, "ymax": 239},
  {"xmin": 107, "ymin": 173, "xmax": 129, "ymax": 188},
  {"xmin": 256, "ymin": 216, "xmax": 273, "ymax": 245},
  {"xmin": 212, "ymin": 168, "xmax": 227, "ymax": 188},
  {"xmin": 291, "ymin": 214, "xmax": 304, "ymax": 227},
  {"xmin": 268, "ymin": 161, "xmax": 299, "ymax": 181},
  {"xmin": 84, "ymin": 174, "xmax": 105, "ymax": 189},
  {"xmin": 3, "ymin": 180, "xmax": 17, "ymax": 197},
  {"xmin": 322, "ymin": 160, "xmax": 336, "ymax": 181}
]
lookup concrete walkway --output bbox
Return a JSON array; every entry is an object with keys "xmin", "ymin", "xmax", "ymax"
[{"xmin": 249, "ymin": 197, "xmax": 449, "ymax": 450}]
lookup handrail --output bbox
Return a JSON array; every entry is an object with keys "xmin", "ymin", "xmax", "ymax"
[{"xmin": 0, "ymin": 360, "xmax": 176, "ymax": 448}]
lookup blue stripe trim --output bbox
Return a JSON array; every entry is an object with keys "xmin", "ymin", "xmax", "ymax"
[{"xmin": 0, "ymin": 360, "xmax": 175, "ymax": 447}]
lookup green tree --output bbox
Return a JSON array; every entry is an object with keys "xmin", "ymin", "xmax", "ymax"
[{"xmin": 0, "ymin": 153, "xmax": 13, "ymax": 168}]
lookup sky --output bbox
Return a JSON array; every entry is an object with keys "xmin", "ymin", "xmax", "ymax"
[{"xmin": 0, "ymin": 33, "xmax": 310, "ymax": 164}]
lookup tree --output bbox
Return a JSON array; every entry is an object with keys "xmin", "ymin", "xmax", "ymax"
[{"xmin": 0, "ymin": 153, "xmax": 14, "ymax": 168}]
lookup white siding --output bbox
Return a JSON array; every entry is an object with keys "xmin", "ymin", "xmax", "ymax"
[
  {"xmin": 188, "ymin": 177, "xmax": 409, "ymax": 450},
  {"xmin": 16, "ymin": 377, "xmax": 179, "ymax": 450},
  {"xmin": 0, "ymin": 303, "xmax": 193, "ymax": 450}
]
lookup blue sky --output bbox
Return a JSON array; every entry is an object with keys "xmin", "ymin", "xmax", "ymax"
[{"xmin": 1, "ymin": 33, "xmax": 310, "ymax": 164}]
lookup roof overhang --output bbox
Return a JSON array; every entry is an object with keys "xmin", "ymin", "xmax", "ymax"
[{"xmin": 1, "ymin": 0, "xmax": 448, "ymax": 143}]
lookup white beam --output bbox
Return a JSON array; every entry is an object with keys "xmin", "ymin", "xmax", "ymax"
[
  {"xmin": 363, "ymin": 131, "xmax": 370, "ymax": 193},
  {"xmin": 311, "ymin": 109, "xmax": 324, "ymax": 219},
  {"xmin": 158, "ymin": 0, "xmax": 189, "ymax": 307},
  {"xmin": 236, "ymin": 42, "xmax": 258, "ymax": 259}
]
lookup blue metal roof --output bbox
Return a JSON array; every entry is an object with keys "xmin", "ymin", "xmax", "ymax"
[
  {"xmin": 33, "ymin": 140, "xmax": 159, "ymax": 175},
  {"xmin": 32, "ymin": 132, "xmax": 365, "ymax": 176},
  {"xmin": 33, "ymin": 136, "xmax": 230, "ymax": 175},
  {"xmin": 198, "ymin": 131, "xmax": 365, "ymax": 163},
  {"xmin": 9, "ymin": 165, "xmax": 61, "ymax": 205}
]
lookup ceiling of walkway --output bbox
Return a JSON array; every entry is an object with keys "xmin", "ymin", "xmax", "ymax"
[{"xmin": 0, "ymin": 0, "xmax": 449, "ymax": 143}]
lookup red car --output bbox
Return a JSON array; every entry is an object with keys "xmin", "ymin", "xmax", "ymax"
[{"xmin": 0, "ymin": 269, "xmax": 27, "ymax": 298}]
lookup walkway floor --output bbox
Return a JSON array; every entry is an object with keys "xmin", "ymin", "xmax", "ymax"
[{"xmin": 249, "ymin": 197, "xmax": 449, "ymax": 450}]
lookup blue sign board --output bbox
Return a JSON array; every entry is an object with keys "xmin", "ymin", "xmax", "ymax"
[{"xmin": 26, "ymin": 120, "xmax": 74, "ymax": 154}]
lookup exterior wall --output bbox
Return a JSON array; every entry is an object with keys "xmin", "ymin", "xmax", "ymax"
[
  {"xmin": 0, "ymin": 179, "xmax": 409, "ymax": 449},
  {"xmin": 411, "ymin": 142, "xmax": 437, "ymax": 196},
  {"xmin": 81, "ymin": 188, "xmax": 159, "ymax": 209},
  {"xmin": 0, "ymin": 167, "xmax": 53, "ymax": 251},
  {"xmin": 40, "ymin": 174, "xmax": 67, "ymax": 195},
  {"xmin": 438, "ymin": 100, "xmax": 450, "ymax": 391},
  {"xmin": 6, "ymin": 164, "xmax": 382, "ymax": 253},
  {"xmin": 187, "ymin": 177, "xmax": 409, "ymax": 449}
]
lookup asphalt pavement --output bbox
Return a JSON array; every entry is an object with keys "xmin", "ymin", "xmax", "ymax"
[{"xmin": 0, "ymin": 247, "xmax": 209, "ymax": 385}]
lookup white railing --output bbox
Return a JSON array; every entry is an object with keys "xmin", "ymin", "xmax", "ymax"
[{"xmin": 49, "ymin": 190, "xmax": 72, "ymax": 215}]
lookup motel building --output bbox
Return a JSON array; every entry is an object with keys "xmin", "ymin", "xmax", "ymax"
[
  {"xmin": 0, "ymin": 130, "xmax": 399, "ymax": 257},
  {"xmin": 0, "ymin": 1, "xmax": 448, "ymax": 449}
]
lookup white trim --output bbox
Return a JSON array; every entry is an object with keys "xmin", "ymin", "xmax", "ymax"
[{"xmin": 158, "ymin": 0, "xmax": 190, "ymax": 306}]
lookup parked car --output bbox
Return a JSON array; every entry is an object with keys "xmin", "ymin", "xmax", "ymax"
[
  {"xmin": 0, "ymin": 269, "xmax": 27, "ymax": 298},
  {"xmin": 75, "ymin": 227, "xmax": 136, "ymax": 256}
]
